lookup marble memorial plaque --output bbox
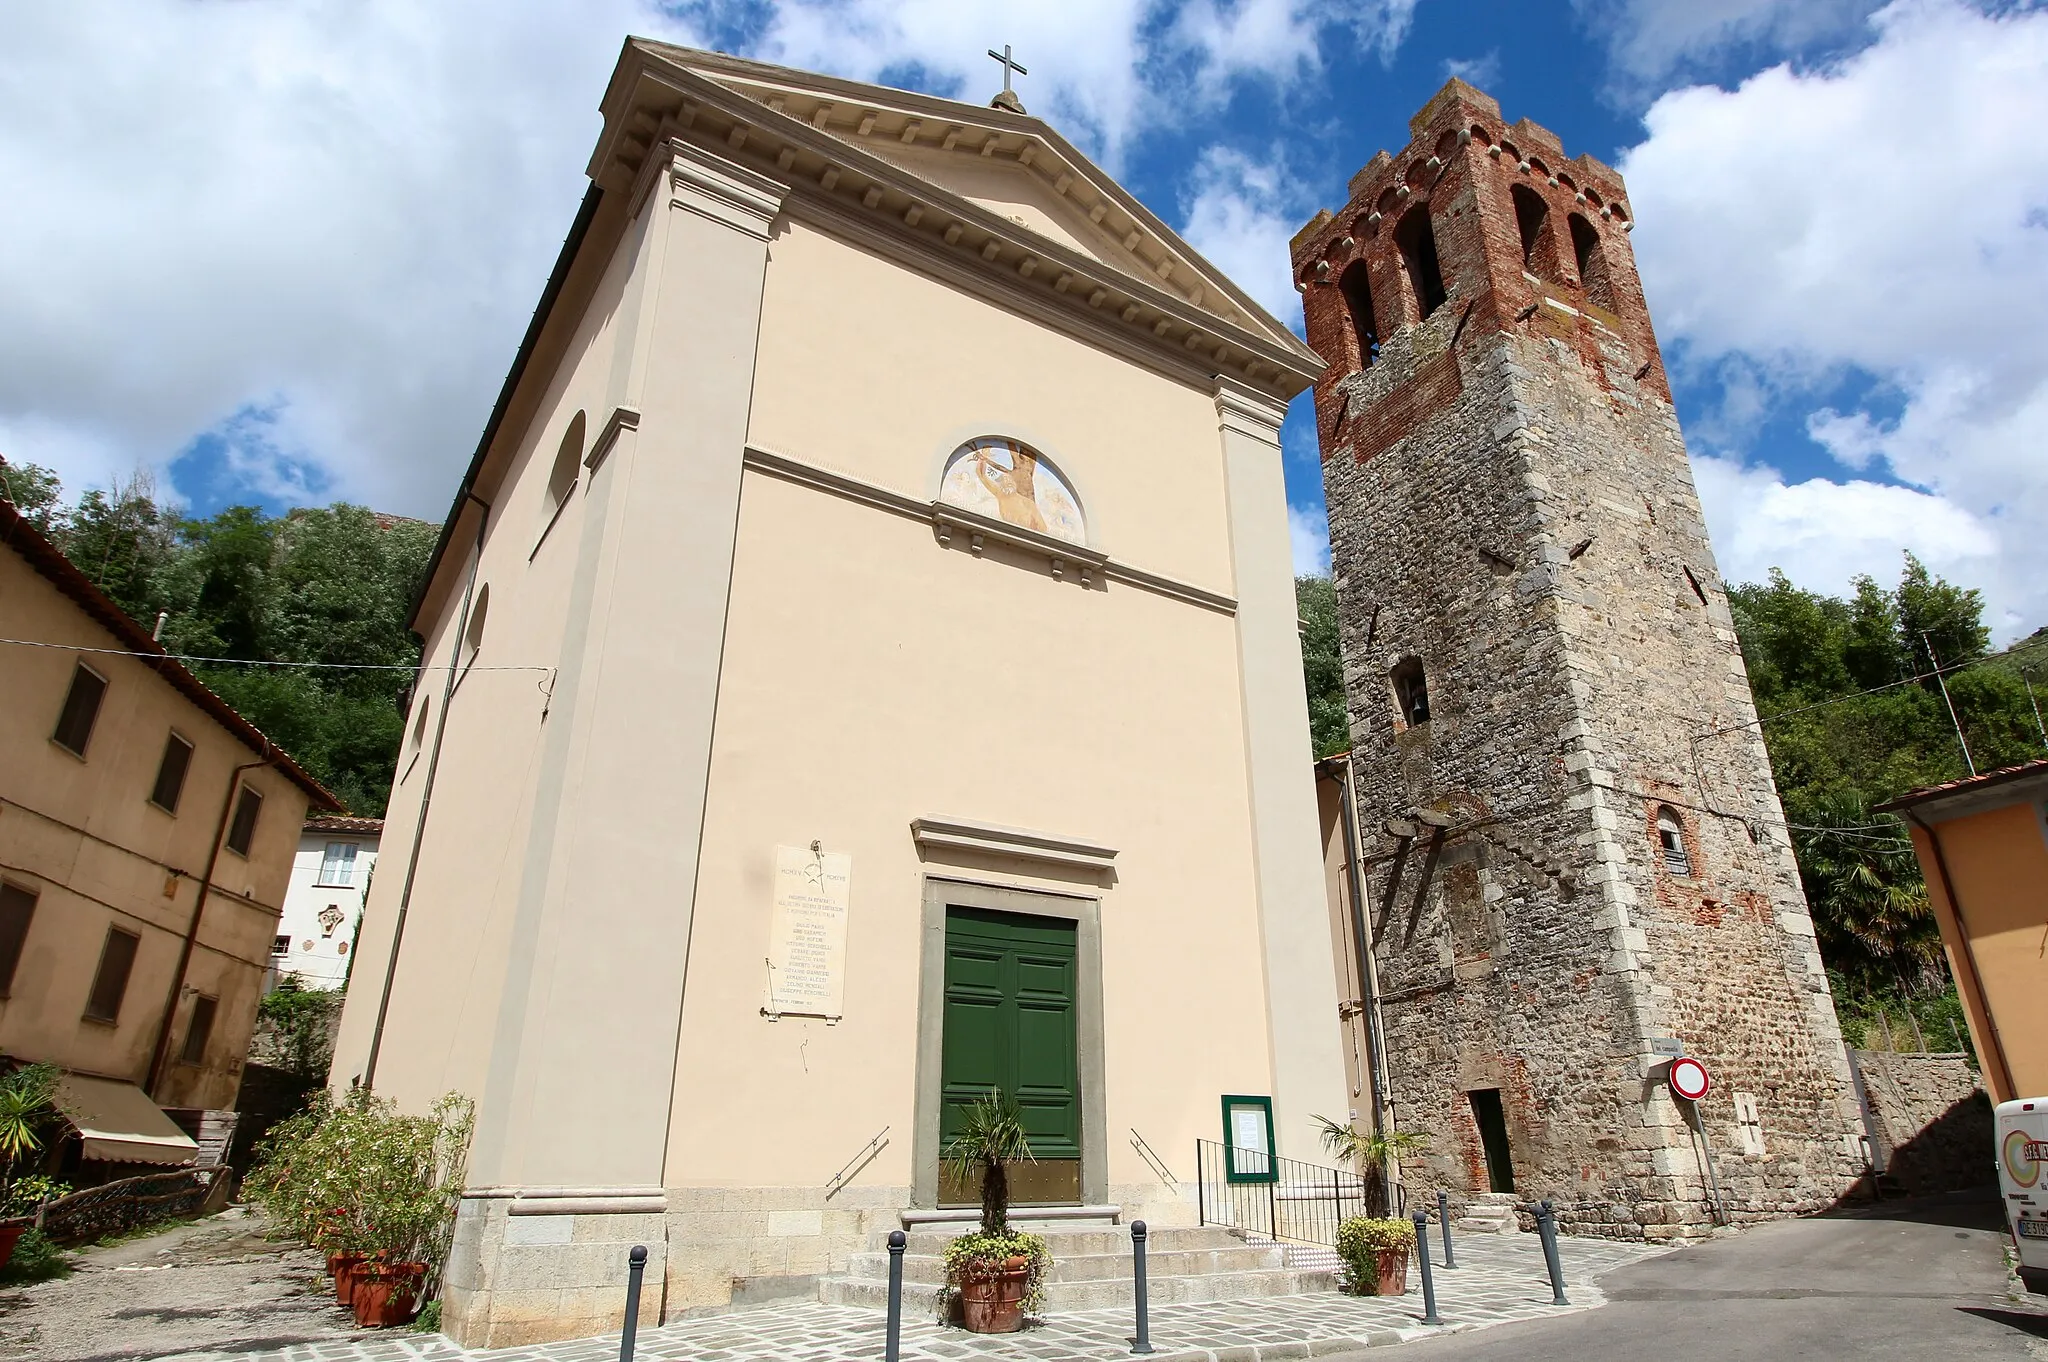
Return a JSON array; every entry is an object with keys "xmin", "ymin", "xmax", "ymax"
[{"xmin": 767, "ymin": 845, "xmax": 852, "ymax": 1018}]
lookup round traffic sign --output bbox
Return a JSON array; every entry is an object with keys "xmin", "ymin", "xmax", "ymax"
[{"xmin": 1669, "ymin": 1056, "xmax": 1711, "ymax": 1101}]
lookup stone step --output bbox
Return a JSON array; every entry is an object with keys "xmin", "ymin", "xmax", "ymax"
[
  {"xmin": 844, "ymin": 1244, "xmax": 1287, "ymax": 1286},
  {"xmin": 817, "ymin": 1265, "xmax": 1340, "ymax": 1315},
  {"xmin": 885, "ymin": 1225, "xmax": 1246, "ymax": 1256}
]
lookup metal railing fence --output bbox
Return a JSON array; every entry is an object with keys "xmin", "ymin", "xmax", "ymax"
[{"xmin": 1194, "ymin": 1139, "xmax": 1402, "ymax": 1248}]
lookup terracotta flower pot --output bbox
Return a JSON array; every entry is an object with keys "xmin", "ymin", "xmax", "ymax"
[
  {"xmin": 1374, "ymin": 1247, "xmax": 1410, "ymax": 1297},
  {"xmin": 328, "ymin": 1252, "xmax": 367, "ymax": 1305},
  {"xmin": 0, "ymin": 1223, "xmax": 25, "ymax": 1275},
  {"xmin": 351, "ymin": 1261, "xmax": 425, "ymax": 1328},
  {"xmin": 957, "ymin": 1254, "xmax": 1030, "ymax": 1334}
]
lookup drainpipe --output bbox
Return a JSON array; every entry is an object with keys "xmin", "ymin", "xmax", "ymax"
[
  {"xmin": 1334, "ymin": 756, "xmax": 1391, "ymax": 1130},
  {"xmin": 1904, "ymin": 809, "xmax": 2017, "ymax": 1101},
  {"xmin": 146, "ymin": 748, "xmax": 270, "ymax": 1100},
  {"xmin": 362, "ymin": 492, "xmax": 490, "ymax": 1090}
]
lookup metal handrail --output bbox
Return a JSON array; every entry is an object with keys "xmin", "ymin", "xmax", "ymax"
[
  {"xmin": 1130, "ymin": 1128, "xmax": 1179, "ymax": 1185},
  {"xmin": 824, "ymin": 1126, "xmax": 890, "ymax": 1200}
]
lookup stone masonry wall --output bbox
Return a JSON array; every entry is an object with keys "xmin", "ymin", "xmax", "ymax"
[
  {"xmin": 1852, "ymin": 1050, "xmax": 1995, "ymax": 1195},
  {"xmin": 1293, "ymin": 80, "xmax": 1862, "ymax": 1240}
]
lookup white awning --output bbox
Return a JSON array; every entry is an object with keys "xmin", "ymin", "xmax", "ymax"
[{"xmin": 53, "ymin": 1073, "xmax": 199, "ymax": 1165}]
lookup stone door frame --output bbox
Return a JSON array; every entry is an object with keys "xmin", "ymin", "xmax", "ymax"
[{"xmin": 911, "ymin": 876, "xmax": 1109, "ymax": 1209}]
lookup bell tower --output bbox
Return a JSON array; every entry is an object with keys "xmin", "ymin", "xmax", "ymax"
[{"xmin": 1294, "ymin": 81, "xmax": 1863, "ymax": 1237}]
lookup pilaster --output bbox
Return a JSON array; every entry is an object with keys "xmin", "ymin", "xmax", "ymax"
[
  {"xmin": 448, "ymin": 141, "xmax": 787, "ymax": 1347},
  {"xmin": 1213, "ymin": 379, "xmax": 1350, "ymax": 1161}
]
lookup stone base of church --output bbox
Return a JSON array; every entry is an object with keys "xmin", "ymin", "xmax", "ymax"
[
  {"xmin": 439, "ymin": 1181, "xmax": 1199, "ymax": 1347},
  {"xmin": 440, "ymin": 1196, "xmax": 669, "ymax": 1350}
]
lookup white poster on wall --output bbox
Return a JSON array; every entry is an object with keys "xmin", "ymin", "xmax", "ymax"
[{"xmin": 766, "ymin": 844, "xmax": 852, "ymax": 1019}]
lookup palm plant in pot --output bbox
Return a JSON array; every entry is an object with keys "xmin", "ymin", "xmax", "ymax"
[
  {"xmin": 941, "ymin": 1089, "xmax": 1051, "ymax": 1333},
  {"xmin": 0, "ymin": 1065, "xmax": 60, "ymax": 1275},
  {"xmin": 1317, "ymin": 1114, "xmax": 1428, "ymax": 1295}
]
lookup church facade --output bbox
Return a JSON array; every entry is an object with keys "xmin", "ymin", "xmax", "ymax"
[
  {"xmin": 327, "ymin": 41, "xmax": 1347, "ymax": 1347},
  {"xmin": 1294, "ymin": 82, "xmax": 1865, "ymax": 1240}
]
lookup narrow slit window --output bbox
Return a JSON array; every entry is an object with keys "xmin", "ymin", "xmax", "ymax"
[
  {"xmin": 463, "ymin": 584, "xmax": 490, "ymax": 670},
  {"xmin": 1337, "ymin": 261, "xmax": 1379, "ymax": 369},
  {"xmin": 1570, "ymin": 213, "xmax": 1614, "ymax": 310},
  {"xmin": 225, "ymin": 786, "xmax": 263, "ymax": 857},
  {"xmin": 1656, "ymin": 806, "xmax": 1692, "ymax": 876},
  {"xmin": 179, "ymin": 994, "xmax": 218, "ymax": 1065},
  {"xmin": 52, "ymin": 662, "xmax": 108, "ymax": 757},
  {"xmin": 84, "ymin": 927, "xmax": 140, "ymax": 1023},
  {"xmin": 1390, "ymin": 657, "xmax": 1431, "ymax": 728},
  {"xmin": 545, "ymin": 411, "xmax": 586, "ymax": 522},
  {"xmin": 1395, "ymin": 206, "xmax": 1448, "ymax": 318},
  {"xmin": 150, "ymin": 732, "xmax": 194, "ymax": 813},
  {"xmin": 0, "ymin": 882, "xmax": 36, "ymax": 998}
]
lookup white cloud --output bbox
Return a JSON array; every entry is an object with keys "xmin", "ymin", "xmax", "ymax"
[
  {"xmin": 0, "ymin": 1, "xmax": 1408, "ymax": 523},
  {"xmin": 0, "ymin": 0, "xmax": 705, "ymax": 518},
  {"xmin": 1289, "ymin": 501, "xmax": 1332, "ymax": 576},
  {"xmin": 1575, "ymin": 0, "xmax": 1885, "ymax": 89},
  {"xmin": 1693, "ymin": 453, "xmax": 1997, "ymax": 598},
  {"xmin": 1621, "ymin": 0, "xmax": 2048, "ymax": 638},
  {"xmin": 1178, "ymin": 146, "xmax": 1310, "ymax": 326},
  {"xmin": 1443, "ymin": 52, "xmax": 1503, "ymax": 90}
]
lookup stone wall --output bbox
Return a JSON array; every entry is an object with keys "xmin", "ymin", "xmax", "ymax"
[
  {"xmin": 1293, "ymin": 79, "xmax": 1862, "ymax": 1241},
  {"xmin": 1851, "ymin": 1050, "xmax": 1995, "ymax": 1195}
]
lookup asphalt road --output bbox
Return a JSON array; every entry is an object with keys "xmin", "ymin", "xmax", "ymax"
[{"xmin": 1352, "ymin": 1194, "xmax": 2048, "ymax": 1361}]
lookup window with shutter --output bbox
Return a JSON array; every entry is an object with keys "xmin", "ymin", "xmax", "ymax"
[
  {"xmin": 52, "ymin": 662, "xmax": 108, "ymax": 756},
  {"xmin": 84, "ymin": 928, "xmax": 140, "ymax": 1022}
]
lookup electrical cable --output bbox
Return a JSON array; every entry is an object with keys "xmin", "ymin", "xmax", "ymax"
[{"xmin": 0, "ymin": 636, "xmax": 548, "ymax": 672}]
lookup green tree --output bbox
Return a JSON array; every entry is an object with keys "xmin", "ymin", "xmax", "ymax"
[
  {"xmin": 1297, "ymin": 574, "xmax": 1349, "ymax": 758},
  {"xmin": 0, "ymin": 459, "xmax": 65, "ymax": 533},
  {"xmin": 3, "ymin": 466, "xmax": 429, "ymax": 815},
  {"xmin": 1728, "ymin": 553, "xmax": 2046, "ymax": 1045}
]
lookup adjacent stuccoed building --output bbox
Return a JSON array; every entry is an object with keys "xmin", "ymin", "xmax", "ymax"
[
  {"xmin": 1292, "ymin": 81, "xmax": 1864, "ymax": 1239},
  {"xmin": 0, "ymin": 497, "xmax": 338, "ymax": 1132}
]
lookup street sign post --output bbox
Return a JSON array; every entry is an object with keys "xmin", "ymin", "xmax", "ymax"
[{"xmin": 1669, "ymin": 1056, "xmax": 1711, "ymax": 1102}]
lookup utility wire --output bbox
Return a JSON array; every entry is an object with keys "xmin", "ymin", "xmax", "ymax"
[
  {"xmin": 1694, "ymin": 655, "xmax": 1987, "ymax": 741},
  {"xmin": 0, "ymin": 636, "xmax": 549, "ymax": 672}
]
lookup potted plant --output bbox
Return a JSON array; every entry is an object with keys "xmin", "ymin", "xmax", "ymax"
[
  {"xmin": 1335, "ymin": 1214, "xmax": 1417, "ymax": 1295},
  {"xmin": 246, "ymin": 1088, "xmax": 473, "ymax": 1328},
  {"xmin": 941, "ymin": 1089, "xmax": 1051, "ymax": 1333},
  {"xmin": 352, "ymin": 1254, "xmax": 425, "ymax": 1328},
  {"xmin": 1316, "ymin": 1115, "xmax": 1428, "ymax": 1296},
  {"xmin": 0, "ymin": 1064, "xmax": 60, "ymax": 1274}
]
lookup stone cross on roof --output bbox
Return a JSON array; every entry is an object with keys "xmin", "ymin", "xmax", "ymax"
[{"xmin": 987, "ymin": 43, "xmax": 1027, "ymax": 114}]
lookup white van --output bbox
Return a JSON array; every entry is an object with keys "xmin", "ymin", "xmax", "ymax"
[{"xmin": 1998, "ymin": 1098, "xmax": 2048, "ymax": 1295}]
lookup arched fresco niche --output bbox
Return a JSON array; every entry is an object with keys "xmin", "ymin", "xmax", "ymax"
[{"xmin": 938, "ymin": 437, "xmax": 1086, "ymax": 547}]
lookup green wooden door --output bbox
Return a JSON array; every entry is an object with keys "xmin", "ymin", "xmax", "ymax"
[{"xmin": 940, "ymin": 906, "xmax": 1081, "ymax": 1204}]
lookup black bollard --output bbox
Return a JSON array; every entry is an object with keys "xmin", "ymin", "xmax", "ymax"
[
  {"xmin": 1130, "ymin": 1219, "xmax": 1155, "ymax": 1354},
  {"xmin": 620, "ymin": 1245, "xmax": 647, "ymax": 1362},
  {"xmin": 1536, "ymin": 1200, "xmax": 1569, "ymax": 1305},
  {"xmin": 1436, "ymin": 1190, "xmax": 1457, "ymax": 1269},
  {"xmin": 884, "ymin": 1230, "xmax": 906, "ymax": 1362},
  {"xmin": 1411, "ymin": 1212, "xmax": 1442, "ymax": 1325}
]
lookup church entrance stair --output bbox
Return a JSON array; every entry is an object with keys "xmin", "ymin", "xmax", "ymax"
[{"xmin": 817, "ymin": 1219, "xmax": 1337, "ymax": 1314}]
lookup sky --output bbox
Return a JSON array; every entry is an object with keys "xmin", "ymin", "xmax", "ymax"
[{"xmin": 2, "ymin": 0, "xmax": 2044, "ymax": 641}]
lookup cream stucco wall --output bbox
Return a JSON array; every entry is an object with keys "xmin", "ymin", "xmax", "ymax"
[
  {"xmin": 1906, "ymin": 787, "xmax": 2048, "ymax": 1104},
  {"xmin": 331, "ymin": 91, "xmax": 1343, "ymax": 1343},
  {"xmin": 0, "ymin": 547, "xmax": 311, "ymax": 1111}
]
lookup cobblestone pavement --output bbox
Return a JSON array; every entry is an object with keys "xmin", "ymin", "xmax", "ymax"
[{"xmin": 163, "ymin": 1232, "xmax": 1664, "ymax": 1362}]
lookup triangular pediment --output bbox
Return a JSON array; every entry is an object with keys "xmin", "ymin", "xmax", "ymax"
[{"xmin": 628, "ymin": 42, "xmax": 1285, "ymax": 345}]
